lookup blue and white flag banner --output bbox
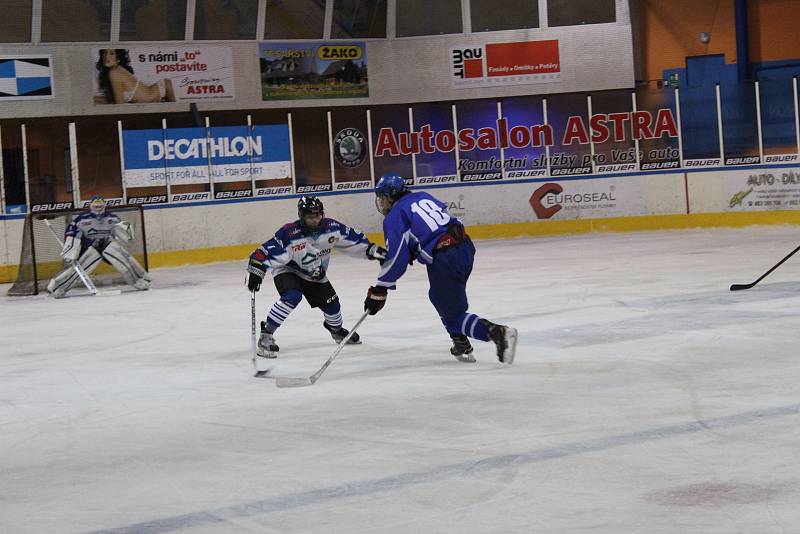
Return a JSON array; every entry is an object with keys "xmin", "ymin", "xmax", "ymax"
[
  {"xmin": 121, "ymin": 124, "xmax": 292, "ymax": 189},
  {"xmin": 0, "ymin": 56, "xmax": 54, "ymax": 100}
]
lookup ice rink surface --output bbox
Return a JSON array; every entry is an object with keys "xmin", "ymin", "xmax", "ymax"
[{"xmin": 2, "ymin": 225, "xmax": 800, "ymax": 534}]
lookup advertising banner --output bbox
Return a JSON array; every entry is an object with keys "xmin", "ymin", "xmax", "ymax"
[
  {"xmin": 122, "ymin": 125, "xmax": 291, "ymax": 189},
  {"xmin": 452, "ymin": 40, "xmax": 560, "ymax": 89},
  {"xmin": 725, "ymin": 167, "xmax": 800, "ymax": 211},
  {"xmin": 93, "ymin": 46, "xmax": 234, "ymax": 105},
  {"xmin": 528, "ymin": 176, "xmax": 648, "ymax": 220},
  {"xmin": 372, "ymin": 99, "xmax": 681, "ymax": 180},
  {"xmin": 0, "ymin": 56, "xmax": 53, "ymax": 100},
  {"xmin": 259, "ymin": 42, "xmax": 368, "ymax": 100}
]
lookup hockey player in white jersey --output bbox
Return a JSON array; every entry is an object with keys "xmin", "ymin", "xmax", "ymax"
[
  {"xmin": 47, "ymin": 195, "xmax": 151, "ymax": 298},
  {"xmin": 246, "ymin": 196, "xmax": 387, "ymax": 358}
]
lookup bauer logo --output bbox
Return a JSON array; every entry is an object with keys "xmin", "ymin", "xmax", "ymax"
[
  {"xmin": 256, "ymin": 186, "xmax": 292, "ymax": 196},
  {"xmin": 127, "ymin": 195, "xmax": 167, "ymax": 205},
  {"xmin": 80, "ymin": 197, "xmax": 123, "ymax": 208},
  {"xmin": 297, "ymin": 184, "xmax": 332, "ymax": 193},
  {"xmin": 32, "ymin": 202, "xmax": 74, "ymax": 212},
  {"xmin": 171, "ymin": 192, "xmax": 210, "ymax": 202},
  {"xmin": 214, "ymin": 189, "xmax": 252, "ymax": 199},
  {"xmin": 335, "ymin": 181, "xmax": 371, "ymax": 190},
  {"xmin": 333, "ymin": 128, "xmax": 367, "ymax": 168}
]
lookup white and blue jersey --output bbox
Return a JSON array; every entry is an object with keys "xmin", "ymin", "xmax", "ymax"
[
  {"xmin": 66, "ymin": 211, "xmax": 122, "ymax": 250},
  {"xmin": 376, "ymin": 191, "xmax": 458, "ymax": 289},
  {"xmin": 252, "ymin": 218, "xmax": 371, "ymax": 283}
]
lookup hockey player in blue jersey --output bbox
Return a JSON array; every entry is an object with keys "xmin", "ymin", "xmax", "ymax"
[
  {"xmin": 247, "ymin": 196, "xmax": 387, "ymax": 358},
  {"xmin": 364, "ymin": 173, "xmax": 518, "ymax": 363},
  {"xmin": 47, "ymin": 195, "xmax": 151, "ymax": 298}
]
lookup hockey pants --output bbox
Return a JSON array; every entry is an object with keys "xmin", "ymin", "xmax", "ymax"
[{"xmin": 426, "ymin": 240, "xmax": 490, "ymax": 342}]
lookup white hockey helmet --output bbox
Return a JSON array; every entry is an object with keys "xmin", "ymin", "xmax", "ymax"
[{"xmin": 88, "ymin": 195, "xmax": 107, "ymax": 216}]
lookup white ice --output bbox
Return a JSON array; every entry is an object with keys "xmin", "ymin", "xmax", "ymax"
[{"xmin": 2, "ymin": 226, "xmax": 800, "ymax": 534}]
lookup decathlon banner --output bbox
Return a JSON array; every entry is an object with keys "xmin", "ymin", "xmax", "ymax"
[
  {"xmin": 93, "ymin": 46, "xmax": 234, "ymax": 105},
  {"xmin": 210, "ymin": 124, "xmax": 292, "ymax": 183},
  {"xmin": 121, "ymin": 125, "xmax": 291, "ymax": 188},
  {"xmin": 0, "ymin": 56, "xmax": 53, "ymax": 100}
]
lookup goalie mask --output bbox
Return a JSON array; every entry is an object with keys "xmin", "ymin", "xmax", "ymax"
[
  {"xmin": 298, "ymin": 195, "xmax": 324, "ymax": 231},
  {"xmin": 88, "ymin": 195, "xmax": 107, "ymax": 216}
]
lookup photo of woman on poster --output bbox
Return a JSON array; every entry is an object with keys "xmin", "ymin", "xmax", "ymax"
[{"xmin": 95, "ymin": 48, "xmax": 175, "ymax": 104}]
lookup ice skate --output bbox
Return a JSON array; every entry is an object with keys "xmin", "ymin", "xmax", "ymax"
[
  {"xmin": 450, "ymin": 334, "xmax": 476, "ymax": 363},
  {"xmin": 257, "ymin": 321, "xmax": 279, "ymax": 358},
  {"xmin": 485, "ymin": 321, "xmax": 518, "ymax": 364},
  {"xmin": 323, "ymin": 321, "xmax": 361, "ymax": 344}
]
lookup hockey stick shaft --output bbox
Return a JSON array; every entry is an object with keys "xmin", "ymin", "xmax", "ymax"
[
  {"xmin": 730, "ymin": 244, "xmax": 800, "ymax": 291},
  {"xmin": 275, "ymin": 310, "xmax": 370, "ymax": 388},
  {"xmin": 43, "ymin": 218, "xmax": 98, "ymax": 294},
  {"xmin": 250, "ymin": 291, "xmax": 258, "ymax": 369}
]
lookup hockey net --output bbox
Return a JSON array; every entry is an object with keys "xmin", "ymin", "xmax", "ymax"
[{"xmin": 6, "ymin": 206, "xmax": 148, "ymax": 296}]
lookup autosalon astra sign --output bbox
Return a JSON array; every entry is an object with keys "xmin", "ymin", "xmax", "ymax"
[{"xmin": 122, "ymin": 125, "xmax": 291, "ymax": 188}]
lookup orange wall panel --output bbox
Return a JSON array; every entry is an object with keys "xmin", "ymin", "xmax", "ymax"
[
  {"xmin": 748, "ymin": 0, "xmax": 800, "ymax": 62},
  {"xmin": 639, "ymin": 0, "xmax": 736, "ymax": 81}
]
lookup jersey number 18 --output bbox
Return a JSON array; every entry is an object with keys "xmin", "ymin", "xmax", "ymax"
[{"xmin": 410, "ymin": 199, "xmax": 450, "ymax": 231}]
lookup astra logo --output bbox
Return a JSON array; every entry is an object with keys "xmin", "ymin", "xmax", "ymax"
[{"xmin": 529, "ymin": 183, "xmax": 563, "ymax": 219}]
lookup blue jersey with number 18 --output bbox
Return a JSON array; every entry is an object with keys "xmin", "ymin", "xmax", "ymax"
[{"xmin": 376, "ymin": 191, "xmax": 455, "ymax": 289}]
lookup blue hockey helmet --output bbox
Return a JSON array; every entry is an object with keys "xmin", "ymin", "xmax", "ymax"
[{"xmin": 375, "ymin": 173, "xmax": 407, "ymax": 199}]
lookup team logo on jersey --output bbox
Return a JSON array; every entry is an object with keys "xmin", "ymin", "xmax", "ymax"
[{"xmin": 333, "ymin": 128, "xmax": 367, "ymax": 168}]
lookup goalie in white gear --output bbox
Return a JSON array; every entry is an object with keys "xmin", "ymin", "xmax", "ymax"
[{"xmin": 47, "ymin": 195, "xmax": 151, "ymax": 298}]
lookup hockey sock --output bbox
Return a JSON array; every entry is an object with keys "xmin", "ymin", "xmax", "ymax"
[
  {"xmin": 266, "ymin": 298, "xmax": 297, "ymax": 333},
  {"xmin": 321, "ymin": 301, "xmax": 343, "ymax": 329},
  {"xmin": 454, "ymin": 313, "xmax": 490, "ymax": 342}
]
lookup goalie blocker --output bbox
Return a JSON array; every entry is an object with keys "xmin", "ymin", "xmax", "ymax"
[{"xmin": 47, "ymin": 196, "xmax": 151, "ymax": 298}]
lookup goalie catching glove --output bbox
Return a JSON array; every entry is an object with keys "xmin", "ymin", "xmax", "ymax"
[
  {"xmin": 366, "ymin": 243, "xmax": 388, "ymax": 264},
  {"xmin": 364, "ymin": 285, "xmax": 388, "ymax": 315}
]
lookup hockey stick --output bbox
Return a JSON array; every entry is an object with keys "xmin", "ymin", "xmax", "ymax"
[
  {"xmin": 730, "ymin": 244, "xmax": 800, "ymax": 291},
  {"xmin": 274, "ymin": 311, "xmax": 369, "ymax": 388},
  {"xmin": 251, "ymin": 291, "xmax": 274, "ymax": 378},
  {"xmin": 43, "ymin": 219, "xmax": 119, "ymax": 296}
]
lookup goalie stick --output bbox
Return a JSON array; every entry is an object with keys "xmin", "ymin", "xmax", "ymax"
[
  {"xmin": 43, "ymin": 218, "xmax": 120, "ymax": 297},
  {"xmin": 273, "ymin": 311, "xmax": 369, "ymax": 388},
  {"xmin": 730, "ymin": 244, "xmax": 800, "ymax": 291}
]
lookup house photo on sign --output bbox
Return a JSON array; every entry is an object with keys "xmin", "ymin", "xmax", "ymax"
[{"xmin": 259, "ymin": 42, "xmax": 368, "ymax": 100}]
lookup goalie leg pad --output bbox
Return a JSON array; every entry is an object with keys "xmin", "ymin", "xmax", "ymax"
[
  {"xmin": 102, "ymin": 241, "xmax": 150, "ymax": 290},
  {"xmin": 47, "ymin": 247, "xmax": 103, "ymax": 298}
]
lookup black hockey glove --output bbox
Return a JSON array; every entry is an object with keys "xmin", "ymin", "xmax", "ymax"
[
  {"xmin": 366, "ymin": 243, "xmax": 388, "ymax": 264},
  {"xmin": 364, "ymin": 285, "xmax": 388, "ymax": 315},
  {"xmin": 246, "ymin": 256, "xmax": 266, "ymax": 292}
]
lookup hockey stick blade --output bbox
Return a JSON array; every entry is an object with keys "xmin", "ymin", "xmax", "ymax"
[
  {"xmin": 729, "ymin": 244, "xmax": 800, "ymax": 291},
  {"xmin": 729, "ymin": 283, "xmax": 755, "ymax": 291},
  {"xmin": 273, "ymin": 311, "xmax": 369, "ymax": 388},
  {"xmin": 275, "ymin": 376, "xmax": 313, "ymax": 387}
]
